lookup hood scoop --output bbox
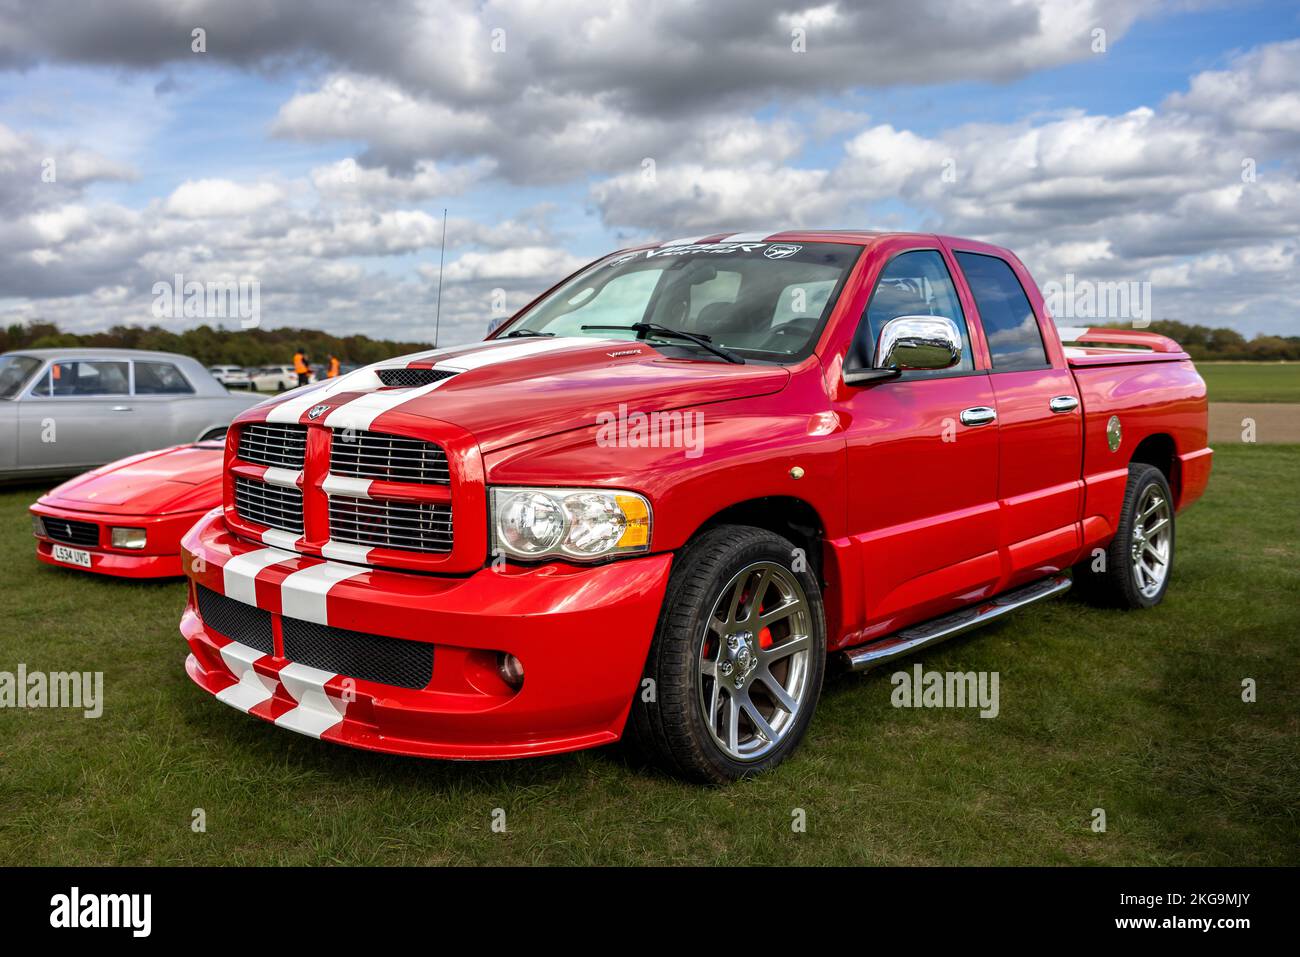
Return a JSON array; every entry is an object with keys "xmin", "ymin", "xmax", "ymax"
[{"xmin": 376, "ymin": 368, "xmax": 459, "ymax": 388}]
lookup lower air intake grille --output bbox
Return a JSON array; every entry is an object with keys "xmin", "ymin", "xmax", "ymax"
[
  {"xmin": 42, "ymin": 517, "xmax": 99, "ymax": 547},
  {"xmin": 281, "ymin": 616, "xmax": 433, "ymax": 689},
  {"xmin": 196, "ymin": 586, "xmax": 274, "ymax": 655},
  {"xmin": 328, "ymin": 495, "xmax": 453, "ymax": 553},
  {"xmin": 376, "ymin": 368, "xmax": 457, "ymax": 388},
  {"xmin": 234, "ymin": 476, "xmax": 303, "ymax": 534}
]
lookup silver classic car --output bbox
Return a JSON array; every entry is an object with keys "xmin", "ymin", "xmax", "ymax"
[{"xmin": 0, "ymin": 348, "xmax": 261, "ymax": 481}]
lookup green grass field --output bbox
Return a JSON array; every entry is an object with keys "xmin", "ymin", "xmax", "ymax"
[
  {"xmin": 1198, "ymin": 362, "xmax": 1300, "ymax": 403},
  {"xmin": 1, "ymin": 445, "xmax": 1296, "ymax": 865}
]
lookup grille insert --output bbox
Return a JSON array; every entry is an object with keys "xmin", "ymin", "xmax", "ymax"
[
  {"xmin": 376, "ymin": 368, "xmax": 457, "ymax": 388},
  {"xmin": 234, "ymin": 476, "xmax": 303, "ymax": 534},
  {"xmin": 282, "ymin": 616, "xmax": 433, "ymax": 689},
  {"xmin": 43, "ymin": 516, "xmax": 99, "ymax": 547},
  {"xmin": 328, "ymin": 495, "xmax": 453, "ymax": 553},
  {"xmin": 196, "ymin": 586, "xmax": 274, "ymax": 655},
  {"xmin": 330, "ymin": 429, "xmax": 450, "ymax": 485},
  {"xmin": 237, "ymin": 423, "xmax": 308, "ymax": 469}
]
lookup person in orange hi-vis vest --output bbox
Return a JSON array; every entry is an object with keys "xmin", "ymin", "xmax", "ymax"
[
  {"xmin": 327, "ymin": 354, "xmax": 340, "ymax": 378},
  {"xmin": 293, "ymin": 347, "xmax": 311, "ymax": 388}
]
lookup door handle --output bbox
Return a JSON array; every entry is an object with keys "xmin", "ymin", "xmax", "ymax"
[
  {"xmin": 959, "ymin": 406, "xmax": 997, "ymax": 427},
  {"xmin": 110, "ymin": 405, "xmax": 133, "ymax": 412},
  {"xmin": 1049, "ymin": 395, "xmax": 1079, "ymax": 413}
]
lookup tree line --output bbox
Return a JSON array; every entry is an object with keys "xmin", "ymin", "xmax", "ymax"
[
  {"xmin": 2, "ymin": 318, "xmax": 1295, "ymax": 364},
  {"xmin": 0, "ymin": 322, "xmax": 434, "ymax": 368},
  {"xmin": 1124, "ymin": 321, "xmax": 1300, "ymax": 361}
]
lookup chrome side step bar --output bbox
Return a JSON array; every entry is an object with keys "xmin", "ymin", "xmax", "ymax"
[{"xmin": 840, "ymin": 574, "xmax": 1072, "ymax": 673}]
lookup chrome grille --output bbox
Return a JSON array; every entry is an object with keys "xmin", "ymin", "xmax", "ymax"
[
  {"xmin": 328, "ymin": 495, "xmax": 453, "ymax": 553},
  {"xmin": 376, "ymin": 368, "xmax": 457, "ymax": 388},
  {"xmin": 330, "ymin": 429, "xmax": 450, "ymax": 485},
  {"xmin": 234, "ymin": 476, "xmax": 303, "ymax": 534},
  {"xmin": 237, "ymin": 423, "xmax": 308, "ymax": 469}
]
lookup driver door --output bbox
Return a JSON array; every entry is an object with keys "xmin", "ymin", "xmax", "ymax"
[{"xmin": 836, "ymin": 247, "xmax": 1002, "ymax": 636}]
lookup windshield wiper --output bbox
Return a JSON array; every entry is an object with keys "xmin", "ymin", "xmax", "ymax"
[
  {"xmin": 504, "ymin": 329, "xmax": 555, "ymax": 338},
  {"xmin": 581, "ymin": 322, "xmax": 745, "ymax": 364}
]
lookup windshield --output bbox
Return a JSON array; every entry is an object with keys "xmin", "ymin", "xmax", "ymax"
[
  {"xmin": 0, "ymin": 355, "xmax": 42, "ymax": 399},
  {"xmin": 504, "ymin": 240, "xmax": 861, "ymax": 363}
]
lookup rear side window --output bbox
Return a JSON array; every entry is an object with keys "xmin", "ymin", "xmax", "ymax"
[
  {"xmin": 954, "ymin": 252, "xmax": 1048, "ymax": 371},
  {"xmin": 134, "ymin": 361, "xmax": 194, "ymax": 394}
]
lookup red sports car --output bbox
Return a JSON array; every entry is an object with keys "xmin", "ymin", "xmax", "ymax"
[{"xmin": 32, "ymin": 442, "xmax": 223, "ymax": 578}]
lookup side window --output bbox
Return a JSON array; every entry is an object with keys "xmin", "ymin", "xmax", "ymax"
[
  {"xmin": 850, "ymin": 250, "xmax": 973, "ymax": 372},
  {"xmin": 134, "ymin": 361, "xmax": 194, "ymax": 395},
  {"xmin": 954, "ymin": 252, "xmax": 1049, "ymax": 371},
  {"xmin": 46, "ymin": 360, "xmax": 130, "ymax": 397}
]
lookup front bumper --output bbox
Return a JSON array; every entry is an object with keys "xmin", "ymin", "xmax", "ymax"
[
  {"xmin": 31, "ymin": 500, "xmax": 202, "ymax": 578},
  {"xmin": 180, "ymin": 510, "xmax": 673, "ymax": 760}
]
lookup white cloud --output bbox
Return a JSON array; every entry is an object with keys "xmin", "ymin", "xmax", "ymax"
[
  {"xmin": 440, "ymin": 246, "xmax": 587, "ymax": 283},
  {"xmin": 310, "ymin": 157, "xmax": 492, "ymax": 203},
  {"xmin": 165, "ymin": 179, "xmax": 284, "ymax": 218}
]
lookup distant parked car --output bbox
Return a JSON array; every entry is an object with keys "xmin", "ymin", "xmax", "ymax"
[
  {"xmin": 31, "ymin": 441, "xmax": 223, "ymax": 578},
  {"xmin": 249, "ymin": 364, "xmax": 314, "ymax": 392},
  {"xmin": 208, "ymin": 365, "xmax": 253, "ymax": 389},
  {"xmin": 0, "ymin": 348, "xmax": 261, "ymax": 482}
]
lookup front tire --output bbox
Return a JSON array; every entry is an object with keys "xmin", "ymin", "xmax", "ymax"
[
  {"xmin": 1072, "ymin": 463, "xmax": 1175, "ymax": 609},
  {"xmin": 630, "ymin": 525, "xmax": 826, "ymax": 784}
]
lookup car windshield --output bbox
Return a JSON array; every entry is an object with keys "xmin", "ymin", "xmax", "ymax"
[
  {"xmin": 0, "ymin": 355, "xmax": 42, "ymax": 399},
  {"xmin": 504, "ymin": 240, "xmax": 861, "ymax": 363}
]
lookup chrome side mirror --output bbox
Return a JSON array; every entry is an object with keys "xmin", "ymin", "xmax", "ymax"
[{"xmin": 844, "ymin": 315, "xmax": 962, "ymax": 385}]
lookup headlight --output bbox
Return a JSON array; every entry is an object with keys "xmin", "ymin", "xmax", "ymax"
[
  {"xmin": 490, "ymin": 487, "xmax": 651, "ymax": 562},
  {"xmin": 31, "ymin": 514, "xmax": 45, "ymax": 537},
  {"xmin": 110, "ymin": 527, "xmax": 147, "ymax": 550}
]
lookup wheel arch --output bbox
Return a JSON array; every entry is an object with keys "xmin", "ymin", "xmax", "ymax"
[
  {"xmin": 1130, "ymin": 432, "xmax": 1180, "ymax": 502},
  {"xmin": 691, "ymin": 496, "xmax": 827, "ymax": 579}
]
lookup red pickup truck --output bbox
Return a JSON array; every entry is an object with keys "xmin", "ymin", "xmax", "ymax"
[{"xmin": 178, "ymin": 231, "xmax": 1212, "ymax": 783}]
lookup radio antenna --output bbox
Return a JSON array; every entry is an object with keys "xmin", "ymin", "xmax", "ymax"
[{"xmin": 433, "ymin": 208, "xmax": 447, "ymax": 349}]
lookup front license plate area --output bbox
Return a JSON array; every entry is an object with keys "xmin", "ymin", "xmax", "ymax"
[{"xmin": 52, "ymin": 544, "xmax": 92, "ymax": 568}]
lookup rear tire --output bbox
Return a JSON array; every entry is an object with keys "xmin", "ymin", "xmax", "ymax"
[
  {"xmin": 629, "ymin": 525, "xmax": 826, "ymax": 784},
  {"xmin": 1072, "ymin": 463, "xmax": 1175, "ymax": 609}
]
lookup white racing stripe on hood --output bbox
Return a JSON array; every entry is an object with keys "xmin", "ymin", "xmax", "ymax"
[
  {"xmin": 435, "ymin": 335, "xmax": 600, "ymax": 372},
  {"xmin": 324, "ymin": 337, "xmax": 597, "ymax": 429},
  {"xmin": 268, "ymin": 337, "xmax": 591, "ymax": 431},
  {"xmin": 320, "ymin": 375, "xmax": 454, "ymax": 431},
  {"xmin": 264, "ymin": 366, "xmax": 382, "ymax": 424},
  {"xmin": 261, "ymin": 341, "xmax": 498, "ymax": 424}
]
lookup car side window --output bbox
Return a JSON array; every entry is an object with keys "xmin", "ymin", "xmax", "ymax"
[
  {"xmin": 849, "ymin": 250, "xmax": 973, "ymax": 372},
  {"xmin": 36, "ymin": 360, "xmax": 131, "ymax": 397},
  {"xmin": 953, "ymin": 252, "xmax": 1049, "ymax": 371},
  {"xmin": 134, "ymin": 361, "xmax": 194, "ymax": 395}
]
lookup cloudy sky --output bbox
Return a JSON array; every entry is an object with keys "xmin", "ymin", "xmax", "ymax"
[{"xmin": 1, "ymin": 0, "xmax": 1297, "ymax": 346}]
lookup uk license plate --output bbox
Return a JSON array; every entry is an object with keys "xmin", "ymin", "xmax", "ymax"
[{"xmin": 51, "ymin": 544, "xmax": 92, "ymax": 568}]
